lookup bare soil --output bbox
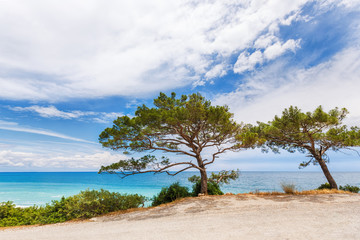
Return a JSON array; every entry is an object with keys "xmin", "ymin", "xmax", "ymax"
[{"xmin": 1, "ymin": 194, "xmax": 360, "ymax": 240}]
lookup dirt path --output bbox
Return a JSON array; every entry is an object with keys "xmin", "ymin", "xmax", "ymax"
[{"xmin": 1, "ymin": 194, "xmax": 360, "ymax": 240}]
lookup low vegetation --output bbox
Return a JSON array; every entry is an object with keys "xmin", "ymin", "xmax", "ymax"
[
  {"xmin": 247, "ymin": 189, "xmax": 350, "ymax": 196},
  {"xmin": 317, "ymin": 183, "xmax": 359, "ymax": 193},
  {"xmin": 151, "ymin": 174, "xmax": 235, "ymax": 206},
  {"xmin": 0, "ymin": 189, "xmax": 145, "ymax": 227},
  {"xmin": 151, "ymin": 181, "xmax": 224, "ymax": 207},
  {"xmin": 191, "ymin": 181, "xmax": 223, "ymax": 196},
  {"xmin": 2, "ymin": 183, "xmax": 357, "ymax": 227},
  {"xmin": 151, "ymin": 182, "xmax": 191, "ymax": 207},
  {"xmin": 280, "ymin": 182, "xmax": 296, "ymax": 194},
  {"xmin": 339, "ymin": 184, "xmax": 360, "ymax": 193},
  {"xmin": 317, "ymin": 183, "xmax": 332, "ymax": 190}
]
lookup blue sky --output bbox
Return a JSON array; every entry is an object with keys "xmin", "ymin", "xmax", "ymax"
[{"xmin": 0, "ymin": 0, "xmax": 360, "ymax": 172}]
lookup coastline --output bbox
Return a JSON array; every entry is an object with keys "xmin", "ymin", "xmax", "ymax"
[
  {"xmin": 1, "ymin": 193, "xmax": 360, "ymax": 240},
  {"xmin": 2, "ymin": 171, "xmax": 360, "ymax": 207}
]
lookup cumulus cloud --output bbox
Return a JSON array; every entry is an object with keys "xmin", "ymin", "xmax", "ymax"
[
  {"xmin": 9, "ymin": 105, "xmax": 122, "ymax": 123},
  {"xmin": 234, "ymin": 39, "xmax": 301, "ymax": 74},
  {"xmin": 214, "ymin": 45, "xmax": 360, "ymax": 125},
  {"xmin": 0, "ymin": 0, "xmax": 310, "ymax": 101},
  {"xmin": 204, "ymin": 64, "xmax": 227, "ymax": 80},
  {"xmin": 263, "ymin": 39, "xmax": 301, "ymax": 60},
  {"xmin": 234, "ymin": 50, "xmax": 264, "ymax": 73}
]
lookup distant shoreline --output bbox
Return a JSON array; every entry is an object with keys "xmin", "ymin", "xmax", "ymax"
[{"xmin": 1, "ymin": 172, "xmax": 360, "ymax": 207}]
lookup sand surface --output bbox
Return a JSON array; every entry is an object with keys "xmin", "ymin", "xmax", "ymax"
[{"xmin": 1, "ymin": 194, "xmax": 360, "ymax": 240}]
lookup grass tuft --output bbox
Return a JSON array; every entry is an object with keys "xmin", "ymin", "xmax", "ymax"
[
  {"xmin": 243, "ymin": 188, "xmax": 351, "ymax": 196},
  {"xmin": 281, "ymin": 182, "xmax": 296, "ymax": 194}
]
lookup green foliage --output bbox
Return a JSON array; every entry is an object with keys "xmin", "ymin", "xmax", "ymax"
[
  {"xmin": 260, "ymin": 106, "xmax": 360, "ymax": 167},
  {"xmin": 0, "ymin": 202, "xmax": 43, "ymax": 226},
  {"xmin": 98, "ymin": 92, "xmax": 260, "ymax": 194},
  {"xmin": 188, "ymin": 170, "xmax": 239, "ymax": 196},
  {"xmin": 209, "ymin": 170, "xmax": 240, "ymax": 185},
  {"xmin": 151, "ymin": 182, "xmax": 191, "ymax": 206},
  {"xmin": 281, "ymin": 182, "xmax": 296, "ymax": 194},
  {"xmin": 317, "ymin": 183, "xmax": 332, "ymax": 190},
  {"xmin": 187, "ymin": 175, "xmax": 201, "ymax": 183},
  {"xmin": 98, "ymin": 155, "xmax": 170, "ymax": 174},
  {"xmin": 339, "ymin": 184, "xmax": 360, "ymax": 193},
  {"xmin": 317, "ymin": 183, "xmax": 359, "ymax": 193},
  {"xmin": 260, "ymin": 106, "xmax": 360, "ymax": 189},
  {"xmin": 192, "ymin": 181, "xmax": 223, "ymax": 196},
  {"xmin": 188, "ymin": 171, "xmax": 240, "ymax": 185},
  {"xmin": 0, "ymin": 189, "xmax": 145, "ymax": 227},
  {"xmin": 151, "ymin": 175, "xmax": 232, "ymax": 207},
  {"xmin": 58, "ymin": 189, "xmax": 145, "ymax": 219},
  {"xmin": 99, "ymin": 92, "xmax": 246, "ymax": 154}
]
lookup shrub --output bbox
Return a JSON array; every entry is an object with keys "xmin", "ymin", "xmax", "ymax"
[
  {"xmin": 187, "ymin": 171, "xmax": 238, "ymax": 196},
  {"xmin": 317, "ymin": 183, "xmax": 332, "ymax": 190},
  {"xmin": 339, "ymin": 184, "xmax": 360, "ymax": 193},
  {"xmin": 61, "ymin": 189, "xmax": 145, "ymax": 219},
  {"xmin": 281, "ymin": 182, "xmax": 296, "ymax": 194},
  {"xmin": 151, "ymin": 180, "xmax": 225, "ymax": 207},
  {"xmin": 151, "ymin": 182, "xmax": 191, "ymax": 207},
  {"xmin": 0, "ymin": 202, "xmax": 45, "ymax": 227},
  {"xmin": 192, "ymin": 181, "xmax": 224, "ymax": 196},
  {"xmin": 0, "ymin": 189, "xmax": 146, "ymax": 227}
]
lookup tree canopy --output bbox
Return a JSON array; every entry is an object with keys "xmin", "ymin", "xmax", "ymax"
[
  {"xmin": 260, "ymin": 105, "xmax": 360, "ymax": 189},
  {"xmin": 99, "ymin": 92, "xmax": 262, "ymax": 194}
]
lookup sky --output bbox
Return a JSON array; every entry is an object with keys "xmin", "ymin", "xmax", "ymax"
[{"xmin": 0, "ymin": 0, "xmax": 360, "ymax": 172}]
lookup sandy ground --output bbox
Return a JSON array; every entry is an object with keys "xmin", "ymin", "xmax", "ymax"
[{"xmin": 1, "ymin": 194, "xmax": 360, "ymax": 240}]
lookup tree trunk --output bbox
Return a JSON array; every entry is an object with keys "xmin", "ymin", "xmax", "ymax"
[
  {"xmin": 316, "ymin": 157, "xmax": 338, "ymax": 189},
  {"xmin": 200, "ymin": 169, "xmax": 208, "ymax": 195}
]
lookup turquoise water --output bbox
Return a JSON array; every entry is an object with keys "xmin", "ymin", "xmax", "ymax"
[{"xmin": 0, "ymin": 172, "xmax": 359, "ymax": 207}]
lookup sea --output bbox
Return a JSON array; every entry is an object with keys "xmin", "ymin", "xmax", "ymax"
[{"xmin": 0, "ymin": 171, "xmax": 359, "ymax": 207}]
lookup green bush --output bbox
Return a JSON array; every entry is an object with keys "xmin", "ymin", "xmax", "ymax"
[
  {"xmin": 192, "ymin": 181, "xmax": 224, "ymax": 196},
  {"xmin": 317, "ymin": 183, "xmax": 332, "ymax": 190},
  {"xmin": 151, "ymin": 180, "xmax": 225, "ymax": 207},
  {"xmin": 151, "ymin": 182, "xmax": 191, "ymax": 207},
  {"xmin": 339, "ymin": 184, "xmax": 360, "ymax": 193},
  {"xmin": 61, "ymin": 189, "xmax": 145, "ymax": 219},
  {"xmin": 0, "ymin": 189, "xmax": 146, "ymax": 227},
  {"xmin": 316, "ymin": 183, "xmax": 359, "ymax": 193},
  {"xmin": 0, "ymin": 202, "xmax": 45, "ymax": 227}
]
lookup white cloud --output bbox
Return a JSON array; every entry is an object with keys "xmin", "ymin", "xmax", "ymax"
[
  {"xmin": 214, "ymin": 45, "xmax": 360, "ymax": 125},
  {"xmin": 126, "ymin": 99, "xmax": 142, "ymax": 109},
  {"xmin": 234, "ymin": 50, "xmax": 263, "ymax": 73},
  {"xmin": 0, "ymin": 120, "xmax": 18, "ymax": 126},
  {"xmin": 204, "ymin": 64, "xmax": 227, "ymax": 80},
  {"xmin": 9, "ymin": 105, "xmax": 122, "ymax": 123},
  {"xmin": 0, "ymin": 120, "xmax": 94, "ymax": 143},
  {"xmin": 254, "ymin": 34, "xmax": 278, "ymax": 49},
  {"xmin": 0, "ymin": 150, "xmax": 125, "ymax": 169},
  {"xmin": 10, "ymin": 106, "xmax": 92, "ymax": 119},
  {"xmin": 234, "ymin": 39, "xmax": 301, "ymax": 74},
  {"xmin": 92, "ymin": 112, "xmax": 122, "ymax": 123},
  {"xmin": 0, "ymin": 0, "xmax": 310, "ymax": 101},
  {"xmin": 263, "ymin": 39, "xmax": 301, "ymax": 60}
]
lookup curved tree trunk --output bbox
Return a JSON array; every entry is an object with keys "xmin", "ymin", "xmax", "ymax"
[
  {"xmin": 200, "ymin": 169, "xmax": 208, "ymax": 195},
  {"xmin": 316, "ymin": 157, "xmax": 338, "ymax": 189}
]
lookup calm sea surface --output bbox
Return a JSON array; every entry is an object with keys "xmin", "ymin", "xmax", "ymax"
[{"xmin": 0, "ymin": 172, "xmax": 359, "ymax": 207}]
